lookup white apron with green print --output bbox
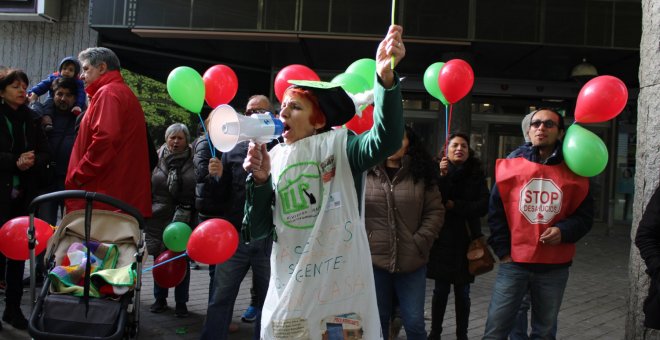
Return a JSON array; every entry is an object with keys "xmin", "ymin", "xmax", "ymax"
[{"xmin": 260, "ymin": 129, "xmax": 382, "ymax": 340}]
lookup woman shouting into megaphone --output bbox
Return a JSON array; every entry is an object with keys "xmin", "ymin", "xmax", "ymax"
[{"xmin": 242, "ymin": 25, "xmax": 406, "ymax": 339}]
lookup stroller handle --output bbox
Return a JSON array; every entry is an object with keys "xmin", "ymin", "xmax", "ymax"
[{"xmin": 28, "ymin": 190, "xmax": 146, "ymax": 229}]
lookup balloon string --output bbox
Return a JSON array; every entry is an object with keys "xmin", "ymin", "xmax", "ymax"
[
  {"xmin": 390, "ymin": 0, "xmax": 396, "ymax": 69},
  {"xmin": 197, "ymin": 114, "xmax": 216, "ymax": 159},
  {"xmin": 142, "ymin": 252, "xmax": 188, "ymax": 273},
  {"xmin": 444, "ymin": 105, "xmax": 448, "ymax": 156},
  {"xmin": 448, "ymin": 104, "xmax": 454, "ymax": 134},
  {"xmin": 444, "ymin": 104, "xmax": 454, "ymax": 156}
]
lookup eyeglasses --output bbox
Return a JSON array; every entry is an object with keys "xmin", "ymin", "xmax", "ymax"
[
  {"xmin": 530, "ymin": 119, "xmax": 558, "ymax": 129},
  {"xmin": 245, "ymin": 108, "xmax": 269, "ymax": 116}
]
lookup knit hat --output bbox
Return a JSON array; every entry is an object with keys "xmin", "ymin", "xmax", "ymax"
[{"xmin": 522, "ymin": 111, "xmax": 534, "ymax": 142}]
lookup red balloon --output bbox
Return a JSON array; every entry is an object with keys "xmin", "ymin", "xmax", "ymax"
[
  {"xmin": 0, "ymin": 216, "xmax": 53, "ymax": 260},
  {"xmin": 574, "ymin": 75, "xmax": 628, "ymax": 123},
  {"xmin": 187, "ymin": 218, "xmax": 238, "ymax": 265},
  {"xmin": 345, "ymin": 105, "xmax": 374, "ymax": 134},
  {"xmin": 152, "ymin": 250, "xmax": 187, "ymax": 288},
  {"xmin": 203, "ymin": 65, "xmax": 239, "ymax": 108},
  {"xmin": 274, "ymin": 65, "xmax": 320, "ymax": 102},
  {"xmin": 438, "ymin": 59, "xmax": 474, "ymax": 104}
]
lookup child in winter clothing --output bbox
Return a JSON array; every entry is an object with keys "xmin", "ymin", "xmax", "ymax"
[{"xmin": 28, "ymin": 57, "xmax": 86, "ymax": 131}]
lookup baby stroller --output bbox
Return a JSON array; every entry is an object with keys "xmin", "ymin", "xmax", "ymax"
[{"xmin": 26, "ymin": 190, "xmax": 146, "ymax": 339}]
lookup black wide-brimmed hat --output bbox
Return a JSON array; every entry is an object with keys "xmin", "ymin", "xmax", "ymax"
[{"xmin": 287, "ymin": 80, "xmax": 356, "ymax": 127}]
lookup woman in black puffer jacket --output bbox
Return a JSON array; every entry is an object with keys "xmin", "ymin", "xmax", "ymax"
[
  {"xmin": 427, "ymin": 132, "xmax": 489, "ymax": 340},
  {"xmin": 0, "ymin": 69, "xmax": 50, "ymax": 331}
]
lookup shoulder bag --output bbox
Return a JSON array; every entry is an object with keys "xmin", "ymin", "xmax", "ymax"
[{"xmin": 465, "ymin": 224, "xmax": 495, "ymax": 276}]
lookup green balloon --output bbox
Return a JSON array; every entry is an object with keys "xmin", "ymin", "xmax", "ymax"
[
  {"xmin": 423, "ymin": 62, "xmax": 449, "ymax": 106},
  {"xmin": 331, "ymin": 72, "xmax": 370, "ymax": 95},
  {"xmin": 345, "ymin": 58, "xmax": 376, "ymax": 90},
  {"xmin": 163, "ymin": 222, "xmax": 192, "ymax": 253},
  {"xmin": 167, "ymin": 66, "xmax": 205, "ymax": 114},
  {"xmin": 562, "ymin": 124, "xmax": 609, "ymax": 177}
]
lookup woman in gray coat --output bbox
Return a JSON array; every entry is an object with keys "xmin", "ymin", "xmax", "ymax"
[
  {"xmin": 365, "ymin": 126, "xmax": 445, "ymax": 340},
  {"xmin": 145, "ymin": 123, "xmax": 196, "ymax": 317}
]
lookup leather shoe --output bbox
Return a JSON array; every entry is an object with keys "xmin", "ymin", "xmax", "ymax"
[
  {"xmin": 149, "ymin": 298, "xmax": 167, "ymax": 313},
  {"xmin": 174, "ymin": 303, "xmax": 188, "ymax": 318}
]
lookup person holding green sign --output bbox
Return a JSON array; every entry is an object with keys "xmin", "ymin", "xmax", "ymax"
[
  {"xmin": 242, "ymin": 25, "xmax": 405, "ymax": 340},
  {"xmin": 146, "ymin": 123, "xmax": 196, "ymax": 317}
]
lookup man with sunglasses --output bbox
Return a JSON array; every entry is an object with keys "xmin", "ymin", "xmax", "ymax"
[
  {"xmin": 201, "ymin": 94, "xmax": 275, "ymax": 340},
  {"xmin": 483, "ymin": 108, "xmax": 594, "ymax": 339}
]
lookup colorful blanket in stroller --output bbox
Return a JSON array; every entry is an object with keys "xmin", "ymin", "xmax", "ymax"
[{"xmin": 49, "ymin": 241, "xmax": 136, "ymax": 297}]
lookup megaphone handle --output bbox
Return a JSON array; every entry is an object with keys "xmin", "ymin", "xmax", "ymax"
[
  {"xmin": 245, "ymin": 141, "xmax": 271, "ymax": 182},
  {"xmin": 252, "ymin": 137, "xmax": 271, "ymax": 145}
]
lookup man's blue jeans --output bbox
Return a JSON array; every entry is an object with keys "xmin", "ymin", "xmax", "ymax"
[
  {"xmin": 201, "ymin": 237, "xmax": 272, "ymax": 340},
  {"xmin": 373, "ymin": 266, "xmax": 427, "ymax": 340},
  {"xmin": 483, "ymin": 263, "xmax": 568, "ymax": 340},
  {"xmin": 509, "ymin": 290, "xmax": 558, "ymax": 340}
]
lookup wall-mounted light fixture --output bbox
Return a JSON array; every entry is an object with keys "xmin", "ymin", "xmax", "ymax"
[{"xmin": 570, "ymin": 58, "xmax": 598, "ymax": 84}]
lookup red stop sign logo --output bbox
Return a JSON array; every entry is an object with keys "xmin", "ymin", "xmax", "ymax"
[{"xmin": 519, "ymin": 178, "xmax": 563, "ymax": 224}]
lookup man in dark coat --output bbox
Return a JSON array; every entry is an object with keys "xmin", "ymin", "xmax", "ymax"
[
  {"xmin": 200, "ymin": 95, "xmax": 275, "ymax": 340},
  {"xmin": 30, "ymin": 77, "xmax": 79, "ymax": 224},
  {"xmin": 635, "ymin": 183, "xmax": 660, "ymax": 330}
]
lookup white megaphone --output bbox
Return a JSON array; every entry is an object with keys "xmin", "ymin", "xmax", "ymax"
[{"xmin": 208, "ymin": 104, "xmax": 283, "ymax": 152}]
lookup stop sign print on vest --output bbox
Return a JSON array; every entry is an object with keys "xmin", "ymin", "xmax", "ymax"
[{"xmin": 519, "ymin": 178, "xmax": 563, "ymax": 224}]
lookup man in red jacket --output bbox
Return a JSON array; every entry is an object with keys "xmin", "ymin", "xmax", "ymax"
[{"xmin": 65, "ymin": 47, "xmax": 152, "ymax": 217}]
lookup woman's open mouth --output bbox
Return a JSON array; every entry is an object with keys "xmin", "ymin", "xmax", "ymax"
[{"xmin": 281, "ymin": 122, "xmax": 291, "ymax": 137}]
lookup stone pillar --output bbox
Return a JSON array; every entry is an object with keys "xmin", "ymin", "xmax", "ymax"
[{"xmin": 626, "ymin": 0, "xmax": 660, "ymax": 339}]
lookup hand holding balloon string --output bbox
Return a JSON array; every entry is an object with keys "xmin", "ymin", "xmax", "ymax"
[{"xmin": 208, "ymin": 157, "xmax": 223, "ymax": 178}]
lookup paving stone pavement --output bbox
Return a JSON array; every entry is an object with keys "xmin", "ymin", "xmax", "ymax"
[{"xmin": 1, "ymin": 222, "xmax": 630, "ymax": 339}]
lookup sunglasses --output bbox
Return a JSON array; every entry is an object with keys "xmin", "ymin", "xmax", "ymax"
[
  {"xmin": 530, "ymin": 119, "xmax": 558, "ymax": 129},
  {"xmin": 245, "ymin": 108, "xmax": 269, "ymax": 116}
]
